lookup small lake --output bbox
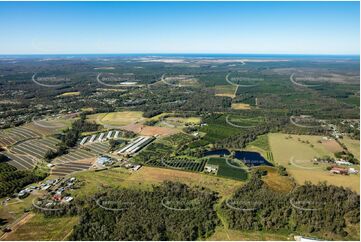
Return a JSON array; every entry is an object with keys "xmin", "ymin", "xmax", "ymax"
[
  {"xmin": 234, "ymin": 151, "xmax": 273, "ymax": 167},
  {"xmin": 203, "ymin": 149, "xmax": 230, "ymax": 157},
  {"xmin": 204, "ymin": 149, "xmax": 273, "ymax": 167}
]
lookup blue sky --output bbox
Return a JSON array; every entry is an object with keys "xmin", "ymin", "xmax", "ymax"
[{"xmin": 0, "ymin": 1, "xmax": 359, "ymax": 55}]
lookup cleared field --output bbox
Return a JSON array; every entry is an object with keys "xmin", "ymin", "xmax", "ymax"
[
  {"xmin": 29, "ymin": 117, "xmax": 72, "ymax": 132},
  {"xmin": 2, "ymin": 213, "xmax": 78, "ymax": 241},
  {"xmin": 341, "ymin": 136, "xmax": 360, "ymax": 160},
  {"xmin": 213, "ymin": 85, "xmax": 236, "ymax": 98},
  {"xmin": 253, "ymin": 166, "xmax": 294, "ymax": 193},
  {"xmin": 231, "ymin": 103, "xmax": 251, "ymax": 110},
  {"xmin": 122, "ymin": 123, "xmax": 178, "ymax": 136},
  {"xmin": 58, "ymin": 91, "xmax": 80, "ymax": 97},
  {"xmin": 73, "ymin": 166, "xmax": 244, "ymax": 198},
  {"xmin": 207, "ymin": 227, "xmax": 290, "ymax": 241},
  {"xmin": 320, "ymin": 139, "xmax": 343, "ymax": 153},
  {"xmin": 158, "ymin": 116, "xmax": 202, "ymax": 129},
  {"xmin": 269, "ymin": 133, "xmax": 360, "ymax": 193},
  {"xmin": 88, "ymin": 111, "xmax": 144, "ymax": 126}
]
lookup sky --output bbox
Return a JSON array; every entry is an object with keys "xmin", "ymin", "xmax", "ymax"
[{"xmin": 0, "ymin": 1, "xmax": 359, "ymax": 55}]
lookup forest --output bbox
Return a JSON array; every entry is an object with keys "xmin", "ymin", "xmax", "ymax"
[{"xmin": 220, "ymin": 174, "xmax": 360, "ymax": 239}]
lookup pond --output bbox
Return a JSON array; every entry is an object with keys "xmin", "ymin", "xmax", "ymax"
[
  {"xmin": 234, "ymin": 151, "xmax": 273, "ymax": 167},
  {"xmin": 203, "ymin": 149, "xmax": 230, "ymax": 157},
  {"xmin": 204, "ymin": 149, "xmax": 273, "ymax": 167}
]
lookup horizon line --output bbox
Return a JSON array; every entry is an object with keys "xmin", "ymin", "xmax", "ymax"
[{"xmin": 0, "ymin": 52, "xmax": 359, "ymax": 56}]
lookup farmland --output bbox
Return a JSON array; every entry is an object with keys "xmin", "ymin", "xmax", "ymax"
[
  {"xmin": 231, "ymin": 103, "xmax": 251, "ymax": 110},
  {"xmin": 147, "ymin": 157, "xmax": 207, "ymax": 172},
  {"xmin": 0, "ymin": 54, "xmax": 359, "ymax": 240},
  {"xmin": 10, "ymin": 137, "xmax": 60, "ymax": 160},
  {"xmin": 200, "ymin": 115, "xmax": 241, "ymax": 144},
  {"xmin": 207, "ymin": 157, "xmax": 248, "ymax": 181},
  {"xmin": 341, "ymin": 136, "xmax": 360, "ymax": 160},
  {"xmin": 1, "ymin": 214, "xmax": 78, "ymax": 241},
  {"xmin": 0, "ymin": 127, "xmax": 41, "ymax": 147},
  {"xmin": 87, "ymin": 111, "xmax": 144, "ymax": 127},
  {"xmin": 269, "ymin": 133, "xmax": 360, "ymax": 192},
  {"xmin": 72, "ymin": 166, "xmax": 244, "ymax": 197},
  {"xmin": 213, "ymin": 85, "xmax": 237, "ymax": 98}
]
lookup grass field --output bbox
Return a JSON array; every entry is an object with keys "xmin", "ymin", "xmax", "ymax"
[
  {"xmin": 207, "ymin": 158, "xmax": 248, "ymax": 181},
  {"xmin": 58, "ymin": 91, "xmax": 80, "ymax": 97},
  {"xmin": 213, "ymin": 85, "xmax": 236, "ymax": 98},
  {"xmin": 207, "ymin": 227, "xmax": 290, "ymax": 241},
  {"xmin": 269, "ymin": 133, "xmax": 360, "ymax": 193},
  {"xmin": 72, "ymin": 166, "xmax": 244, "ymax": 197},
  {"xmin": 87, "ymin": 111, "xmax": 144, "ymax": 126},
  {"xmin": 254, "ymin": 166, "xmax": 294, "ymax": 193},
  {"xmin": 231, "ymin": 103, "xmax": 251, "ymax": 110},
  {"xmin": 341, "ymin": 136, "xmax": 360, "ymax": 160},
  {"xmin": 227, "ymin": 114, "xmax": 264, "ymax": 127},
  {"xmin": 2, "ymin": 213, "xmax": 78, "ymax": 241}
]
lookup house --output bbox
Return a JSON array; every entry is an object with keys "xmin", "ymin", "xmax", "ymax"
[
  {"xmin": 62, "ymin": 196, "xmax": 74, "ymax": 203},
  {"xmin": 18, "ymin": 190, "xmax": 29, "ymax": 198},
  {"xmin": 330, "ymin": 167, "xmax": 348, "ymax": 175},
  {"xmin": 348, "ymin": 168, "xmax": 359, "ymax": 174},
  {"xmin": 132, "ymin": 165, "xmax": 141, "ymax": 171},
  {"xmin": 204, "ymin": 164, "xmax": 218, "ymax": 174}
]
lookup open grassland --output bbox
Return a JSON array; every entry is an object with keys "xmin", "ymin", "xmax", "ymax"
[
  {"xmin": 231, "ymin": 103, "xmax": 251, "ymax": 110},
  {"xmin": 58, "ymin": 91, "xmax": 80, "ymax": 97},
  {"xmin": 213, "ymin": 85, "xmax": 236, "ymax": 98},
  {"xmin": 227, "ymin": 114, "xmax": 264, "ymax": 127},
  {"xmin": 254, "ymin": 166, "xmax": 294, "ymax": 193},
  {"xmin": 122, "ymin": 123, "xmax": 178, "ymax": 136},
  {"xmin": 159, "ymin": 116, "xmax": 202, "ymax": 128},
  {"xmin": 269, "ymin": 133, "xmax": 359, "ymax": 193},
  {"xmin": 207, "ymin": 227, "xmax": 290, "ymax": 241},
  {"xmin": 87, "ymin": 111, "xmax": 144, "ymax": 126},
  {"xmin": 0, "ymin": 194, "xmax": 39, "ymax": 226},
  {"xmin": 2, "ymin": 213, "xmax": 78, "ymax": 241},
  {"xmin": 341, "ymin": 136, "xmax": 360, "ymax": 160},
  {"xmin": 245, "ymin": 134, "xmax": 271, "ymax": 159},
  {"xmin": 72, "ymin": 166, "xmax": 244, "ymax": 198}
]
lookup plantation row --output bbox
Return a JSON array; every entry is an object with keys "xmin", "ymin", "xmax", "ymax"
[
  {"xmin": 0, "ymin": 126, "xmax": 41, "ymax": 147},
  {"xmin": 146, "ymin": 158, "xmax": 207, "ymax": 172}
]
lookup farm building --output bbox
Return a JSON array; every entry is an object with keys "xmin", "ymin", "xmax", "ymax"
[
  {"xmin": 330, "ymin": 167, "xmax": 348, "ymax": 175},
  {"xmin": 335, "ymin": 159, "xmax": 353, "ymax": 166},
  {"xmin": 117, "ymin": 136, "xmax": 155, "ymax": 155},
  {"xmin": 98, "ymin": 133, "xmax": 105, "ymax": 142},
  {"xmin": 89, "ymin": 134, "xmax": 97, "ymax": 143},
  {"xmin": 80, "ymin": 137, "xmax": 88, "ymax": 145},
  {"xmin": 114, "ymin": 130, "xmax": 120, "ymax": 139},
  {"xmin": 96, "ymin": 156, "xmax": 113, "ymax": 166},
  {"xmin": 106, "ymin": 131, "xmax": 113, "ymax": 139},
  {"xmin": 78, "ymin": 130, "xmax": 121, "ymax": 146},
  {"xmin": 348, "ymin": 168, "xmax": 358, "ymax": 174},
  {"xmin": 204, "ymin": 164, "xmax": 218, "ymax": 174}
]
